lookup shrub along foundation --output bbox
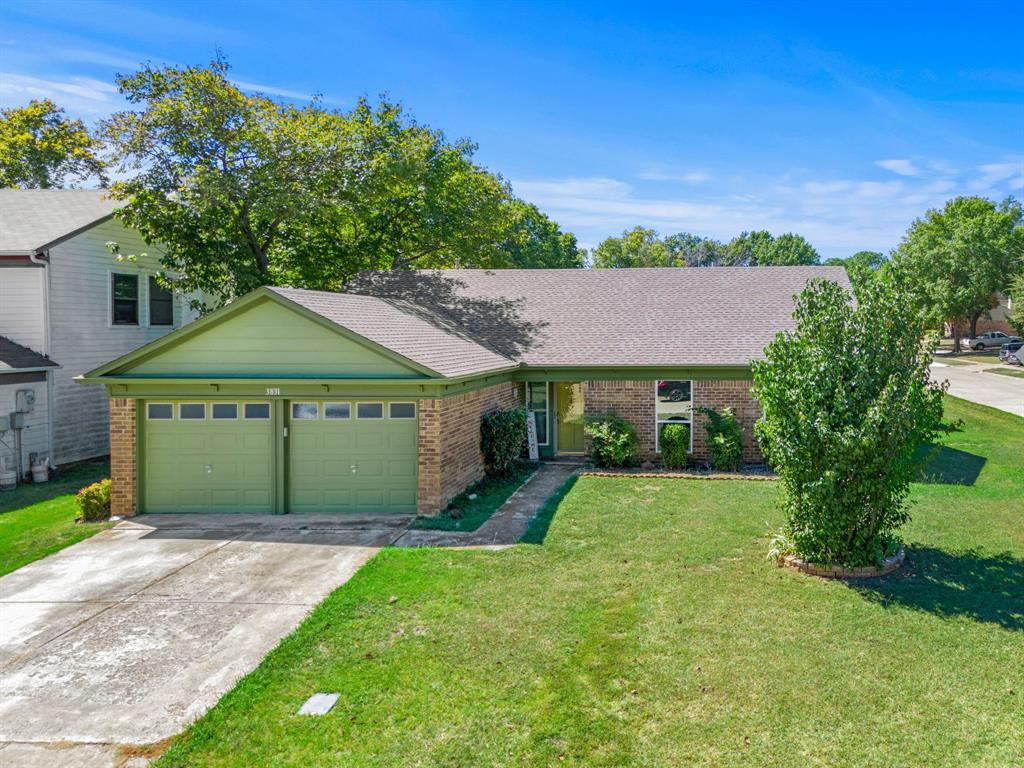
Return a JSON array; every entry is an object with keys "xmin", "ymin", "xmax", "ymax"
[{"xmin": 781, "ymin": 547, "xmax": 906, "ymax": 579}]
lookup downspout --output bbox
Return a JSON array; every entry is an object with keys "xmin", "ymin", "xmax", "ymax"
[{"xmin": 29, "ymin": 249, "xmax": 56, "ymax": 469}]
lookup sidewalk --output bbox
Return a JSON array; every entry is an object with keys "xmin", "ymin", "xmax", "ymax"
[{"xmin": 392, "ymin": 463, "xmax": 578, "ymax": 548}]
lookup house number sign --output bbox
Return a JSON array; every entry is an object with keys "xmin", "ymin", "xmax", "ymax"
[{"xmin": 265, "ymin": 387, "xmax": 281, "ymax": 396}]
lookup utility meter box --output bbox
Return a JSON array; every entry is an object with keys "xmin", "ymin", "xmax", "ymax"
[
  {"xmin": 0, "ymin": 415, "xmax": 9, "ymax": 432},
  {"xmin": 9, "ymin": 412, "xmax": 25, "ymax": 429},
  {"xmin": 15, "ymin": 391, "xmax": 35, "ymax": 415},
  {"xmin": 16, "ymin": 389, "xmax": 36, "ymax": 413}
]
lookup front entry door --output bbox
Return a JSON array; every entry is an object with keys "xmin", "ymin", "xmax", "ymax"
[{"xmin": 555, "ymin": 382, "xmax": 585, "ymax": 454}]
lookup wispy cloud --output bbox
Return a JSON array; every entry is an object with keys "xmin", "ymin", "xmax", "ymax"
[
  {"xmin": 0, "ymin": 72, "xmax": 121, "ymax": 115},
  {"xmin": 638, "ymin": 168, "xmax": 712, "ymax": 183},
  {"xmin": 515, "ymin": 157, "xmax": 1024, "ymax": 259},
  {"xmin": 233, "ymin": 79, "xmax": 319, "ymax": 102},
  {"xmin": 875, "ymin": 159, "xmax": 921, "ymax": 177}
]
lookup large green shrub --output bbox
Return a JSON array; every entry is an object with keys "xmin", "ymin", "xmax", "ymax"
[
  {"xmin": 659, "ymin": 423, "xmax": 690, "ymax": 469},
  {"xmin": 76, "ymin": 479, "xmax": 112, "ymax": 522},
  {"xmin": 696, "ymin": 406, "xmax": 743, "ymax": 471},
  {"xmin": 751, "ymin": 272, "xmax": 945, "ymax": 567},
  {"xmin": 583, "ymin": 413, "xmax": 639, "ymax": 468},
  {"xmin": 480, "ymin": 407, "xmax": 528, "ymax": 478}
]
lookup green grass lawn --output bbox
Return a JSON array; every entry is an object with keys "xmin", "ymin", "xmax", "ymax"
[
  {"xmin": 984, "ymin": 367, "xmax": 1024, "ymax": 379},
  {"xmin": 411, "ymin": 461, "xmax": 538, "ymax": 532},
  {"xmin": 158, "ymin": 397, "xmax": 1023, "ymax": 768},
  {"xmin": 938, "ymin": 352, "xmax": 1003, "ymax": 365},
  {"xmin": 0, "ymin": 459, "xmax": 112, "ymax": 577}
]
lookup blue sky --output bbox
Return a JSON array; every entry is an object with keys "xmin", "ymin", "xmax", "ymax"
[{"xmin": 1, "ymin": 0, "xmax": 1022, "ymax": 259}]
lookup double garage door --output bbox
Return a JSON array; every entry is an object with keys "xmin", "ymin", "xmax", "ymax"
[{"xmin": 141, "ymin": 399, "xmax": 417, "ymax": 514}]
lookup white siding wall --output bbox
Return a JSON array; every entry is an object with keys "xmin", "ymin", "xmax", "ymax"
[
  {"xmin": 47, "ymin": 219, "xmax": 199, "ymax": 464},
  {"xmin": 0, "ymin": 266, "xmax": 46, "ymax": 352},
  {"xmin": 0, "ymin": 378, "xmax": 49, "ymax": 478}
]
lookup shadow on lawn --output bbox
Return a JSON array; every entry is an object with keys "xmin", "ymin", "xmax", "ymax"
[
  {"xmin": 520, "ymin": 475, "xmax": 578, "ymax": 545},
  {"xmin": 914, "ymin": 444, "xmax": 986, "ymax": 485},
  {"xmin": 851, "ymin": 546, "xmax": 1024, "ymax": 631}
]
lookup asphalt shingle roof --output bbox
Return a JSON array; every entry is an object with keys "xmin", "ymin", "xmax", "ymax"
[
  {"xmin": 268, "ymin": 286, "xmax": 517, "ymax": 378},
  {"xmin": 0, "ymin": 336, "xmax": 58, "ymax": 372},
  {"xmin": 0, "ymin": 189, "xmax": 119, "ymax": 255},
  {"xmin": 346, "ymin": 266, "xmax": 852, "ymax": 369}
]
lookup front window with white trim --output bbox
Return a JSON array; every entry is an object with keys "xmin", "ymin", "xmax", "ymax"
[{"xmin": 655, "ymin": 380, "xmax": 693, "ymax": 453}]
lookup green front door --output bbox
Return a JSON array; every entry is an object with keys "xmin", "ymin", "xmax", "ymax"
[
  {"xmin": 287, "ymin": 400, "xmax": 418, "ymax": 513},
  {"xmin": 142, "ymin": 401, "xmax": 275, "ymax": 513},
  {"xmin": 555, "ymin": 382, "xmax": 585, "ymax": 454}
]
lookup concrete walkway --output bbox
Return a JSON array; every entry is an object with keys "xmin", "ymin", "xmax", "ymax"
[
  {"xmin": 393, "ymin": 462, "xmax": 578, "ymax": 548},
  {"xmin": 930, "ymin": 361, "xmax": 1024, "ymax": 417},
  {"xmin": 0, "ymin": 513, "xmax": 409, "ymax": 766}
]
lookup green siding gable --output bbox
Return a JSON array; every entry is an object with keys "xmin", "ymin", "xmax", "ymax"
[{"xmin": 128, "ymin": 299, "xmax": 426, "ymax": 379}]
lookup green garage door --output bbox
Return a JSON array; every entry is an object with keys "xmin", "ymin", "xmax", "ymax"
[
  {"xmin": 142, "ymin": 401, "xmax": 275, "ymax": 513},
  {"xmin": 287, "ymin": 400, "xmax": 417, "ymax": 514}
]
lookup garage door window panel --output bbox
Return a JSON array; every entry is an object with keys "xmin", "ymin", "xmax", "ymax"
[
  {"xmin": 292, "ymin": 402, "xmax": 319, "ymax": 420},
  {"xmin": 389, "ymin": 402, "xmax": 416, "ymax": 419},
  {"xmin": 179, "ymin": 403, "xmax": 206, "ymax": 420},
  {"xmin": 244, "ymin": 403, "xmax": 271, "ymax": 419},
  {"xmin": 212, "ymin": 403, "xmax": 238, "ymax": 420},
  {"xmin": 357, "ymin": 403, "xmax": 384, "ymax": 419},
  {"xmin": 324, "ymin": 402, "xmax": 351, "ymax": 419},
  {"xmin": 147, "ymin": 403, "xmax": 173, "ymax": 420}
]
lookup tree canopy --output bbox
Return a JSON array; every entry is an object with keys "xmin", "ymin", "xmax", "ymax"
[
  {"xmin": 823, "ymin": 250, "xmax": 888, "ymax": 297},
  {"xmin": 103, "ymin": 57, "xmax": 580, "ymax": 307},
  {"xmin": 591, "ymin": 227, "xmax": 818, "ymax": 268},
  {"xmin": 0, "ymin": 99, "xmax": 107, "ymax": 188},
  {"xmin": 893, "ymin": 196, "xmax": 1024, "ymax": 349},
  {"xmin": 752, "ymin": 272, "xmax": 944, "ymax": 567}
]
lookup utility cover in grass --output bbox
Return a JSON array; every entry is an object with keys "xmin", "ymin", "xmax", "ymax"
[{"xmin": 298, "ymin": 693, "xmax": 339, "ymax": 715}]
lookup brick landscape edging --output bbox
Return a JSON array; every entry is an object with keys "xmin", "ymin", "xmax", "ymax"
[
  {"xmin": 781, "ymin": 547, "xmax": 906, "ymax": 579},
  {"xmin": 580, "ymin": 468, "xmax": 777, "ymax": 481}
]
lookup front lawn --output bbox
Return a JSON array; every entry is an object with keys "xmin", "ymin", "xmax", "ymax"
[
  {"xmin": 985, "ymin": 367, "xmax": 1024, "ymax": 379},
  {"xmin": 411, "ymin": 460, "xmax": 538, "ymax": 532},
  {"xmin": 158, "ymin": 397, "xmax": 1022, "ymax": 767},
  {"xmin": 0, "ymin": 459, "xmax": 112, "ymax": 577}
]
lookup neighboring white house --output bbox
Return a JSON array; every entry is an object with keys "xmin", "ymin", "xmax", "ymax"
[{"xmin": 0, "ymin": 188, "xmax": 199, "ymax": 474}]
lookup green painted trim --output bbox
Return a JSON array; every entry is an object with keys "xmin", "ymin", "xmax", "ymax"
[
  {"xmin": 82, "ymin": 288, "xmax": 443, "ymax": 380},
  {"xmin": 512, "ymin": 365, "xmax": 752, "ymax": 382},
  {"xmin": 135, "ymin": 402, "xmax": 144, "ymax": 515},
  {"xmin": 274, "ymin": 399, "xmax": 286, "ymax": 514}
]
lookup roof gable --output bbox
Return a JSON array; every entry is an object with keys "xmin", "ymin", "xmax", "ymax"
[
  {"xmin": 0, "ymin": 189, "xmax": 120, "ymax": 255},
  {"xmin": 85, "ymin": 290, "xmax": 438, "ymax": 380}
]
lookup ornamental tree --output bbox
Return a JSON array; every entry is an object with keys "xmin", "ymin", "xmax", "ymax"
[{"xmin": 752, "ymin": 271, "xmax": 945, "ymax": 567}]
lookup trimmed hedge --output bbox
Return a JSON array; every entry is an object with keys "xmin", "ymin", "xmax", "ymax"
[
  {"xmin": 481, "ymin": 407, "xmax": 528, "ymax": 478},
  {"xmin": 659, "ymin": 423, "xmax": 691, "ymax": 469},
  {"xmin": 583, "ymin": 413, "xmax": 639, "ymax": 468},
  {"xmin": 76, "ymin": 479, "xmax": 112, "ymax": 522},
  {"xmin": 696, "ymin": 406, "xmax": 743, "ymax": 471}
]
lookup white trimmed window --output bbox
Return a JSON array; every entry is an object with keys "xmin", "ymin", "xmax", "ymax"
[
  {"xmin": 146, "ymin": 403, "xmax": 173, "ymax": 420},
  {"xmin": 244, "ymin": 403, "xmax": 271, "ymax": 419},
  {"xmin": 389, "ymin": 402, "xmax": 416, "ymax": 419},
  {"xmin": 324, "ymin": 402, "xmax": 351, "ymax": 419},
  {"xmin": 357, "ymin": 402, "xmax": 384, "ymax": 419},
  {"xmin": 211, "ymin": 403, "xmax": 238, "ymax": 420},
  {"xmin": 291, "ymin": 402, "xmax": 319, "ymax": 420},
  {"xmin": 655, "ymin": 380, "xmax": 693, "ymax": 453},
  {"xmin": 179, "ymin": 402, "xmax": 206, "ymax": 420}
]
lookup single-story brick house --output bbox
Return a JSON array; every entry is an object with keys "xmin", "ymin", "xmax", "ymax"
[{"xmin": 80, "ymin": 266, "xmax": 849, "ymax": 517}]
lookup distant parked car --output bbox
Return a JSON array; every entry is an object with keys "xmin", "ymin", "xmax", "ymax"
[
  {"xmin": 969, "ymin": 331, "xmax": 1021, "ymax": 350},
  {"xmin": 1008, "ymin": 346, "xmax": 1024, "ymax": 366},
  {"xmin": 1000, "ymin": 340, "xmax": 1024, "ymax": 361}
]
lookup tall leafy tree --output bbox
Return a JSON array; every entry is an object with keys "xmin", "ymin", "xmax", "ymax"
[
  {"xmin": 894, "ymin": 196, "xmax": 1024, "ymax": 350},
  {"xmin": 592, "ymin": 227, "xmax": 726, "ymax": 268},
  {"xmin": 753, "ymin": 271, "xmax": 944, "ymax": 567},
  {"xmin": 0, "ymin": 99, "xmax": 107, "ymax": 188},
  {"xmin": 1008, "ymin": 273, "xmax": 1024, "ymax": 336},
  {"xmin": 725, "ymin": 230, "xmax": 819, "ymax": 266},
  {"xmin": 494, "ymin": 199, "xmax": 584, "ymax": 268},
  {"xmin": 824, "ymin": 250, "xmax": 887, "ymax": 297},
  {"xmin": 103, "ymin": 57, "xmax": 572, "ymax": 307}
]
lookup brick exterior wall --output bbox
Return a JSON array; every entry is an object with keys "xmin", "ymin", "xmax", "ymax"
[
  {"xmin": 691, "ymin": 379, "xmax": 763, "ymax": 464},
  {"xmin": 582, "ymin": 378, "xmax": 764, "ymax": 465},
  {"xmin": 109, "ymin": 397, "xmax": 138, "ymax": 517},
  {"xmin": 417, "ymin": 381, "xmax": 523, "ymax": 515}
]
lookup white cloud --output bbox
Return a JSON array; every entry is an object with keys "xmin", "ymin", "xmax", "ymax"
[
  {"xmin": 233, "ymin": 79, "xmax": 318, "ymax": 102},
  {"xmin": 0, "ymin": 72, "xmax": 121, "ymax": 116},
  {"xmin": 875, "ymin": 159, "xmax": 921, "ymax": 177},
  {"xmin": 638, "ymin": 168, "xmax": 712, "ymax": 183}
]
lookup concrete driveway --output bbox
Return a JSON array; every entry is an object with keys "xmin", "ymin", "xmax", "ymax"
[
  {"xmin": 930, "ymin": 361, "xmax": 1024, "ymax": 417},
  {"xmin": 0, "ymin": 513, "xmax": 409, "ymax": 764}
]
